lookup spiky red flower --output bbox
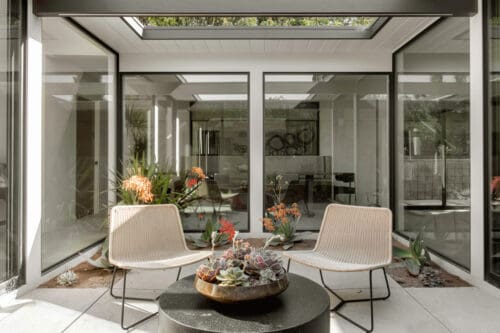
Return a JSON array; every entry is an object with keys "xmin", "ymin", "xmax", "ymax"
[{"xmin": 219, "ymin": 218, "xmax": 236, "ymax": 241}]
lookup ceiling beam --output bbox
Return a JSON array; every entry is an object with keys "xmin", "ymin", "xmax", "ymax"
[{"xmin": 34, "ymin": 0, "xmax": 477, "ymax": 17}]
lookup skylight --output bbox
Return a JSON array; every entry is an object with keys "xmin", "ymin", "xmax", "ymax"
[
  {"xmin": 123, "ymin": 16, "xmax": 389, "ymax": 40},
  {"xmin": 139, "ymin": 17, "xmax": 378, "ymax": 28}
]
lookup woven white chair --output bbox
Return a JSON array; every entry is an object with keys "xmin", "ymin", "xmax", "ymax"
[
  {"xmin": 283, "ymin": 204, "xmax": 392, "ymax": 333},
  {"xmin": 108, "ymin": 204, "xmax": 212, "ymax": 330}
]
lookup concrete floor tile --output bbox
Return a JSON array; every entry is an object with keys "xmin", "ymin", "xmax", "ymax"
[
  {"xmin": 65, "ymin": 289, "xmax": 161, "ymax": 332},
  {"xmin": 0, "ymin": 288, "xmax": 106, "ymax": 333},
  {"xmin": 407, "ymin": 287, "xmax": 500, "ymax": 333}
]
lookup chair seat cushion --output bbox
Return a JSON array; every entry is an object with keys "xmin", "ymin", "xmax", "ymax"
[
  {"xmin": 111, "ymin": 250, "xmax": 212, "ymax": 270},
  {"xmin": 283, "ymin": 250, "xmax": 391, "ymax": 272}
]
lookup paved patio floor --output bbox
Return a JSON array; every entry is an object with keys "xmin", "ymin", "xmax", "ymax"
[{"xmin": 1, "ymin": 260, "xmax": 499, "ymax": 333}]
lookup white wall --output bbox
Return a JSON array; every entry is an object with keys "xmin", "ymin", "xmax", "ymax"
[
  {"xmin": 121, "ymin": 52, "xmax": 391, "ymax": 73},
  {"xmin": 469, "ymin": 0, "xmax": 486, "ymax": 289}
]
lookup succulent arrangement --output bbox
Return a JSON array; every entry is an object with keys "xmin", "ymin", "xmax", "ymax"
[{"xmin": 196, "ymin": 236, "xmax": 286, "ymax": 287}]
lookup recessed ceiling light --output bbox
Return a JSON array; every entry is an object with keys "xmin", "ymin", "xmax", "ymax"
[
  {"xmin": 179, "ymin": 75, "xmax": 247, "ymax": 83},
  {"xmin": 265, "ymin": 93, "xmax": 313, "ymax": 101},
  {"xmin": 195, "ymin": 94, "xmax": 247, "ymax": 101},
  {"xmin": 266, "ymin": 75, "xmax": 314, "ymax": 83}
]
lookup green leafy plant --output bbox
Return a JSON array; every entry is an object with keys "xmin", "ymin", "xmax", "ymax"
[
  {"xmin": 393, "ymin": 231, "xmax": 431, "ymax": 276},
  {"xmin": 125, "ymin": 105, "xmax": 148, "ymax": 158}
]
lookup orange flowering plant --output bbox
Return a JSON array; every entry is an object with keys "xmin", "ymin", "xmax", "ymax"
[
  {"xmin": 262, "ymin": 202, "xmax": 302, "ymax": 250},
  {"xmin": 119, "ymin": 157, "xmax": 206, "ymax": 208}
]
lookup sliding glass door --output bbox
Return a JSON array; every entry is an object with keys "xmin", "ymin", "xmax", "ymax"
[
  {"xmin": 263, "ymin": 73, "xmax": 390, "ymax": 231},
  {"xmin": 0, "ymin": 0, "xmax": 23, "ymax": 287},
  {"xmin": 394, "ymin": 18, "xmax": 471, "ymax": 269},
  {"xmin": 41, "ymin": 19, "xmax": 116, "ymax": 270},
  {"xmin": 487, "ymin": 0, "xmax": 500, "ymax": 286},
  {"xmin": 122, "ymin": 73, "xmax": 250, "ymax": 232}
]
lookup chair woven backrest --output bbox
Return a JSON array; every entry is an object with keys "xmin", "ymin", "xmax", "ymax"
[
  {"xmin": 315, "ymin": 204, "xmax": 392, "ymax": 265},
  {"xmin": 108, "ymin": 204, "xmax": 187, "ymax": 265}
]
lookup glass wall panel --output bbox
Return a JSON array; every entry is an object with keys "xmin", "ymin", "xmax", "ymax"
[
  {"xmin": 122, "ymin": 74, "xmax": 249, "ymax": 231},
  {"xmin": 0, "ymin": 0, "xmax": 22, "ymax": 284},
  {"xmin": 42, "ymin": 19, "xmax": 116, "ymax": 270},
  {"xmin": 395, "ymin": 18, "xmax": 470, "ymax": 268},
  {"xmin": 264, "ymin": 74, "xmax": 389, "ymax": 231},
  {"xmin": 487, "ymin": 0, "xmax": 500, "ymax": 284}
]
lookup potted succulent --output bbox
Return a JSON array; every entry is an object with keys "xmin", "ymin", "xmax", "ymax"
[{"xmin": 194, "ymin": 236, "xmax": 289, "ymax": 303}]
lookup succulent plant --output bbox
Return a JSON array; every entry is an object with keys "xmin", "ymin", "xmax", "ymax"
[
  {"xmin": 223, "ymin": 239, "xmax": 251, "ymax": 261},
  {"xmin": 244, "ymin": 248, "xmax": 283, "ymax": 277},
  {"xmin": 216, "ymin": 267, "xmax": 250, "ymax": 287},
  {"xmin": 56, "ymin": 270, "xmax": 78, "ymax": 287},
  {"xmin": 259, "ymin": 268, "xmax": 279, "ymax": 284},
  {"xmin": 196, "ymin": 263, "xmax": 220, "ymax": 283}
]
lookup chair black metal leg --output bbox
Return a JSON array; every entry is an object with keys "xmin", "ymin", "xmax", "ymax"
[
  {"xmin": 119, "ymin": 270, "xmax": 158, "ymax": 330},
  {"xmin": 109, "ymin": 267, "xmax": 158, "ymax": 302},
  {"xmin": 286, "ymin": 258, "xmax": 291, "ymax": 272},
  {"xmin": 319, "ymin": 268, "xmax": 391, "ymax": 332},
  {"xmin": 176, "ymin": 266, "xmax": 182, "ymax": 281}
]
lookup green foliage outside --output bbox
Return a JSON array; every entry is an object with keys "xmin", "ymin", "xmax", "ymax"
[{"xmin": 139, "ymin": 16, "xmax": 377, "ymax": 28}]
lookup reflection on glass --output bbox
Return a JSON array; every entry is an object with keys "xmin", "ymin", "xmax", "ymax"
[
  {"xmin": 395, "ymin": 18, "xmax": 471, "ymax": 268},
  {"xmin": 0, "ymin": 0, "xmax": 22, "ymax": 284},
  {"xmin": 42, "ymin": 18, "xmax": 116, "ymax": 270},
  {"xmin": 264, "ymin": 74, "xmax": 389, "ymax": 231},
  {"xmin": 122, "ymin": 74, "xmax": 249, "ymax": 232},
  {"xmin": 488, "ymin": 0, "xmax": 500, "ymax": 283}
]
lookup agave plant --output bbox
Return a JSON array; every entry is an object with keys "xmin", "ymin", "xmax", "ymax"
[
  {"xmin": 393, "ymin": 230, "xmax": 431, "ymax": 276},
  {"xmin": 216, "ymin": 267, "xmax": 250, "ymax": 287},
  {"xmin": 244, "ymin": 248, "xmax": 283, "ymax": 277}
]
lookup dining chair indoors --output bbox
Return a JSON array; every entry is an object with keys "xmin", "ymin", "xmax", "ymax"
[
  {"xmin": 108, "ymin": 204, "xmax": 212, "ymax": 330},
  {"xmin": 283, "ymin": 204, "xmax": 392, "ymax": 332}
]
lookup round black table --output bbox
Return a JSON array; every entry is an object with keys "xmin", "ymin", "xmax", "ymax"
[{"xmin": 158, "ymin": 273, "xmax": 330, "ymax": 333}]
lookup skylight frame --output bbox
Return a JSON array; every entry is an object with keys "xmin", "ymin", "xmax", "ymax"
[{"xmin": 122, "ymin": 16, "xmax": 390, "ymax": 40}]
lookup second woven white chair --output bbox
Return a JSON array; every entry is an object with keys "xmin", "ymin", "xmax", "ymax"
[
  {"xmin": 108, "ymin": 204, "xmax": 212, "ymax": 330},
  {"xmin": 283, "ymin": 204, "xmax": 392, "ymax": 333}
]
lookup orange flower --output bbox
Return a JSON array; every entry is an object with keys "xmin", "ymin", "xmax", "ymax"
[
  {"xmin": 190, "ymin": 167, "xmax": 206, "ymax": 180},
  {"xmin": 219, "ymin": 218, "xmax": 236, "ymax": 241},
  {"xmin": 122, "ymin": 175, "xmax": 154, "ymax": 203},
  {"xmin": 262, "ymin": 217, "xmax": 275, "ymax": 232}
]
